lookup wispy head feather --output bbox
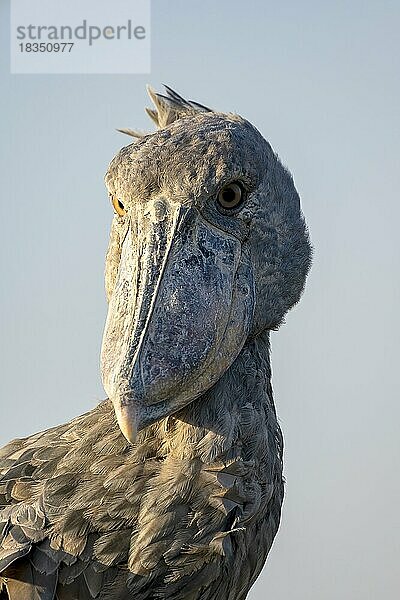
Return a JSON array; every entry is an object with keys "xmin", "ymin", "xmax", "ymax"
[{"xmin": 117, "ymin": 84, "xmax": 212, "ymax": 138}]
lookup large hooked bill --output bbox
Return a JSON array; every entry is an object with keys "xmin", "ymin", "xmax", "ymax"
[{"xmin": 101, "ymin": 198, "xmax": 254, "ymax": 443}]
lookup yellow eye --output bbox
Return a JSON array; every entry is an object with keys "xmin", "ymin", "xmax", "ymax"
[
  {"xmin": 217, "ymin": 182, "xmax": 244, "ymax": 211},
  {"xmin": 110, "ymin": 195, "xmax": 126, "ymax": 217}
]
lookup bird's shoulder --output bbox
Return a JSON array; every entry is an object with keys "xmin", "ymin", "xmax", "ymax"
[{"xmin": 0, "ymin": 401, "xmax": 137, "ymax": 598}]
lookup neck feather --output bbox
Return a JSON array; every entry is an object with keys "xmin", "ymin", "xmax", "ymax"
[{"xmin": 151, "ymin": 330, "xmax": 280, "ymax": 466}]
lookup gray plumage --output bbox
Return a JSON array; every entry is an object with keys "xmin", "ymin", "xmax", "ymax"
[{"xmin": 0, "ymin": 85, "xmax": 311, "ymax": 599}]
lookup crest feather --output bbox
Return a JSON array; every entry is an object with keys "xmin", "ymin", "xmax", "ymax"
[
  {"xmin": 117, "ymin": 85, "xmax": 212, "ymax": 138},
  {"xmin": 115, "ymin": 127, "xmax": 145, "ymax": 139}
]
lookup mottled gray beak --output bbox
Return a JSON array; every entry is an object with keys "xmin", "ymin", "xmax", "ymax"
[{"xmin": 101, "ymin": 199, "xmax": 254, "ymax": 443}]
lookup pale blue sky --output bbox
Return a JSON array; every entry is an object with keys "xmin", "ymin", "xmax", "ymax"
[{"xmin": 1, "ymin": 1, "xmax": 399, "ymax": 598}]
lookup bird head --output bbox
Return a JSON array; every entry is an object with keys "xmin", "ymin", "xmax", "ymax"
[{"xmin": 101, "ymin": 85, "xmax": 311, "ymax": 443}]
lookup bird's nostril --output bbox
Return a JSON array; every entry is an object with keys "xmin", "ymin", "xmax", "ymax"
[{"xmin": 153, "ymin": 199, "xmax": 167, "ymax": 222}]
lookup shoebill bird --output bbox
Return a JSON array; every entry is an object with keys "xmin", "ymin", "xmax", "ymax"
[{"xmin": 0, "ymin": 85, "xmax": 311, "ymax": 599}]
